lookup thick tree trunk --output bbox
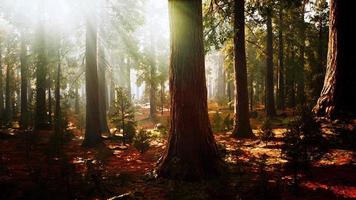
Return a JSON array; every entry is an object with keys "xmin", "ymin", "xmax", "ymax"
[
  {"xmin": 35, "ymin": 24, "xmax": 48, "ymax": 129},
  {"xmin": 265, "ymin": 9, "xmax": 276, "ymax": 117},
  {"xmin": 232, "ymin": 0, "xmax": 253, "ymax": 138},
  {"xmin": 82, "ymin": 14, "xmax": 102, "ymax": 147},
  {"xmin": 277, "ymin": 5, "xmax": 285, "ymax": 110},
  {"xmin": 313, "ymin": 0, "xmax": 356, "ymax": 118},
  {"xmin": 313, "ymin": 17, "xmax": 325, "ymax": 100},
  {"xmin": 98, "ymin": 47, "xmax": 110, "ymax": 135},
  {"xmin": 157, "ymin": 0, "xmax": 222, "ymax": 180},
  {"xmin": 20, "ymin": 34, "xmax": 28, "ymax": 129}
]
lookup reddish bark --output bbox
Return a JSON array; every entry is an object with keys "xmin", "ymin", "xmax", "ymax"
[
  {"xmin": 313, "ymin": 0, "xmax": 356, "ymax": 118},
  {"xmin": 265, "ymin": 8, "xmax": 276, "ymax": 117},
  {"xmin": 232, "ymin": 0, "xmax": 253, "ymax": 138},
  {"xmin": 82, "ymin": 15, "xmax": 102, "ymax": 147},
  {"xmin": 157, "ymin": 0, "xmax": 222, "ymax": 180}
]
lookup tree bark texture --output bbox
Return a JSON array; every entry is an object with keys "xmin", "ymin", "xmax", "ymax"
[
  {"xmin": 157, "ymin": 0, "xmax": 222, "ymax": 180},
  {"xmin": 313, "ymin": 0, "xmax": 356, "ymax": 118},
  {"xmin": 232, "ymin": 0, "xmax": 253, "ymax": 138}
]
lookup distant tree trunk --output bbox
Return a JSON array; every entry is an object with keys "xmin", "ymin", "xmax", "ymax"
[
  {"xmin": 5, "ymin": 58, "xmax": 12, "ymax": 125},
  {"xmin": 0, "ymin": 42, "xmax": 4, "ymax": 125},
  {"xmin": 98, "ymin": 47, "xmax": 110, "ymax": 135},
  {"xmin": 215, "ymin": 52, "xmax": 225, "ymax": 100},
  {"xmin": 313, "ymin": 0, "xmax": 356, "ymax": 118},
  {"xmin": 20, "ymin": 34, "xmax": 29, "ymax": 129},
  {"xmin": 109, "ymin": 77, "xmax": 115, "ymax": 108},
  {"xmin": 48, "ymin": 75, "xmax": 52, "ymax": 126},
  {"xmin": 277, "ymin": 4, "xmax": 285, "ymax": 110},
  {"xmin": 297, "ymin": 1, "xmax": 306, "ymax": 104},
  {"xmin": 249, "ymin": 76, "xmax": 253, "ymax": 112},
  {"xmin": 232, "ymin": 0, "xmax": 253, "ymax": 138},
  {"xmin": 157, "ymin": 0, "xmax": 222, "ymax": 180},
  {"xmin": 149, "ymin": 40, "xmax": 157, "ymax": 120},
  {"xmin": 126, "ymin": 58, "xmax": 132, "ymax": 99},
  {"xmin": 160, "ymin": 79, "xmax": 164, "ymax": 115},
  {"xmin": 265, "ymin": 8, "xmax": 276, "ymax": 117},
  {"xmin": 82, "ymin": 14, "xmax": 102, "ymax": 147},
  {"xmin": 75, "ymin": 87, "xmax": 80, "ymax": 115},
  {"xmin": 35, "ymin": 23, "xmax": 48, "ymax": 129},
  {"xmin": 287, "ymin": 46, "xmax": 296, "ymax": 108},
  {"xmin": 54, "ymin": 48, "xmax": 61, "ymax": 137}
]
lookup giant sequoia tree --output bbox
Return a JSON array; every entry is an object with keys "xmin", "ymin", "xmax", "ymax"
[
  {"xmin": 34, "ymin": 23, "xmax": 48, "ymax": 129},
  {"xmin": 313, "ymin": 0, "xmax": 355, "ymax": 118},
  {"xmin": 82, "ymin": 12, "xmax": 102, "ymax": 147},
  {"xmin": 232, "ymin": 0, "xmax": 253, "ymax": 138},
  {"xmin": 157, "ymin": 0, "xmax": 221, "ymax": 180}
]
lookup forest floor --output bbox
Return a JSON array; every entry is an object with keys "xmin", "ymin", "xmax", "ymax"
[{"xmin": 1, "ymin": 106, "xmax": 356, "ymax": 200}]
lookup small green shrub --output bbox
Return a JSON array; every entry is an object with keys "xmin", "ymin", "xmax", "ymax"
[
  {"xmin": 133, "ymin": 129, "xmax": 151, "ymax": 154},
  {"xmin": 260, "ymin": 119, "xmax": 274, "ymax": 146},
  {"xmin": 223, "ymin": 114, "xmax": 233, "ymax": 131},
  {"xmin": 212, "ymin": 112, "xmax": 224, "ymax": 132}
]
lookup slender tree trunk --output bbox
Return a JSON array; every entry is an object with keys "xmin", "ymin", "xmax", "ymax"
[
  {"xmin": 82, "ymin": 13, "xmax": 102, "ymax": 147},
  {"xmin": 126, "ymin": 58, "xmax": 132, "ymax": 99},
  {"xmin": 277, "ymin": 4, "xmax": 285, "ymax": 110},
  {"xmin": 109, "ymin": 77, "xmax": 115, "ymax": 108},
  {"xmin": 215, "ymin": 53, "xmax": 225, "ymax": 100},
  {"xmin": 249, "ymin": 76, "xmax": 253, "ymax": 112},
  {"xmin": 5, "ymin": 59, "xmax": 11, "ymax": 125},
  {"xmin": 149, "ymin": 39, "xmax": 157, "ymax": 120},
  {"xmin": 98, "ymin": 47, "xmax": 110, "ymax": 135},
  {"xmin": 265, "ymin": 9, "xmax": 276, "ymax": 117},
  {"xmin": 75, "ymin": 87, "xmax": 80, "ymax": 115},
  {"xmin": 161, "ymin": 79, "xmax": 164, "ymax": 115},
  {"xmin": 35, "ymin": 23, "xmax": 48, "ymax": 129},
  {"xmin": 297, "ymin": 1, "xmax": 306, "ymax": 104},
  {"xmin": 0, "ymin": 42, "xmax": 4, "ymax": 125},
  {"xmin": 20, "ymin": 33, "xmax": 28, "ymax": 129},
  {"xmin": 232, "ymin": 0, "xmax": 253, "ymax": 138},
  {"xmin": 48, "ymin": 75, "xmax": 52, "ymax": 125},
  {"xmin": 54, "ymin": 48, "xmax": 61, "ymax": 137},
  {"xmin": 313, "ymin": 0, "xmax": 356, "ymax": 118},
  {"xmin": 157, "ymin": 0, "xmax": 222, "ymax": 180}
]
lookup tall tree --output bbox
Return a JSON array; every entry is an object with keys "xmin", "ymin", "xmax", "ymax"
[
  {"xmin": 149, "ymin": 34, "xmax": 157, "ymax": 120},
  {"xmin": 98, "ymin": 47, "xmax": 110, "ymax": 135},
  {"xmin": 297, "ymin": 0, "xmax": 306, "ymax": 104},
  {"xmin": 4, "ymin": 47, "xmax": 12, "ymax": 125},
  {"xmin": 232, "ymin": 0, "xmax": 253, "ymax": 138},
  {"xmin": 277, "ymin": 2, "xmax": 285, "ymax": 109},
  {"xmin": 265, "ymin": 7, "xmax": 276, "ymax": 117},
  {"xmin": 53, "ymin": 45, "xmax": 61, "ymax": 139},
  {"xmin": 20, "ymin": 32, "xmax": 28, "ymax": 129},
  {"xmin": 34, "ymin": 22, "xmax": 48, "ymax": 129},
  {"xmin": 157, "ymin": 0, "xmax": 222, "ymax": 180},
  {"xmin": 0, "ymin": 41, "xmax": 4, "ymax": 124},
  {"xmin": 82, "ymin": 10, "xmax": 102, "ymax": 147},
  {"xmin": 313, "ymin": 0, "xmax": 356, "ymax": 118}
]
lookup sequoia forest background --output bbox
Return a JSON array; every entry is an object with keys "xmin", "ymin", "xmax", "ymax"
[{"xmin": 0, "ymin": 0, "xmax": 355, "ymax": 199}]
